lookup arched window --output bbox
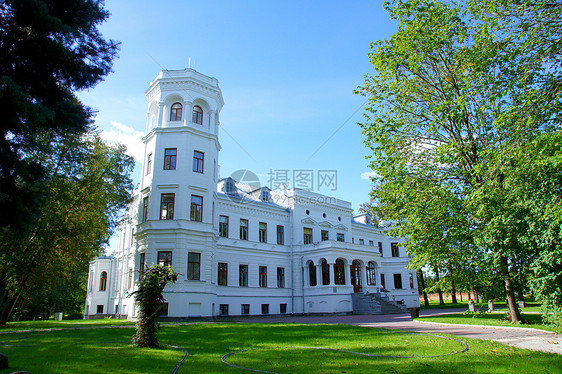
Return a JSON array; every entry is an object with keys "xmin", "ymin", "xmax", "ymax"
[
  {"xmin": 308, "ymin": 261, "xmax": 317, "ymax": 287},
  {"xmin": 170, "ymin": 102, "xmax": 182, "ymax": 121},
  {"xmin": 334, "ymin": 259, "xmax": 345, "ymax": 285},
  {"xmin": 366, "ymin": 261, "xmax": 377, "ymax": 286},
  {"xmin": 192, "ymin": 105, "xmax": 203, "ymax": 124},
  {"xmin": 321, "ymin": 259, "xmax": 330, "ymax": 285},
  {"xmin": 99, "ymin": 271, "xmax": 107, "ymax": 291},
  {"xmin": 351, "ymin": 260, "xmax": 361, "ymax": 286}
]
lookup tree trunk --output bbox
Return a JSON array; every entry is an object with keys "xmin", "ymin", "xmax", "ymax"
[
  {"xmin": 0, "ymin": 289, "xmax": 23, "ymax": 325},
  {"xmin": 418, "ymin": 269, "xmax": 429, "ymax": 307},
  {"xmin": 451, "ymin": 280, "xmax": 457, "ymax": 303},
  {"xmin": 501, "ymin": 256, "xmax": 523, "ymax": 323},
  {"xmin": 435, "ymin": 268, "xmax": 444, "ymax": 305}
]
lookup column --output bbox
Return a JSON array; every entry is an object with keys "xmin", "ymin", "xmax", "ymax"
[
  {"xmin": 345, "ymin": 262, "xmax": 352, "ymax": 286},
  {"xmin": 329, "ymin": 262, "xmax": 335, "ymax": 286},
  {"xmin": 157, "ymin": 102, "xmax": 164, "ymax": 127},
  {"xmin": 183, "ymin": 100, "xmax": 192, "ymax": 126},
  {"xmin": 316, "ymin": 264, "xmax": 322, "ymax": 287},
  {"xmin": 360, "ymin": 263, "xmax": 368, "ymax": 289}
]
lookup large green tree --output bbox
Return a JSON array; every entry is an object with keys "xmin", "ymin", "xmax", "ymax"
[
  {"xmin": 358, "ymin": 0, "xmax": 562, "ymax": 323},
  {"xmin": 0, "ymin": 0, "xmax": 119, "ymax": 234}
]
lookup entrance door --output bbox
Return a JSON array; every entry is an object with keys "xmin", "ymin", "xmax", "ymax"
[{"xmin": 351, "ymin": 260, "xmax": 362, "ymax": 292}]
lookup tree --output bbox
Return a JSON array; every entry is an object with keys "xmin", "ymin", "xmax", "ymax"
[
  {"xmin": 357, "ymin": 0, "xmax": 561, "ymax": 323},
  {"xmin": 0, "ymin": 134, "xmax": 134, "ymax": 324},
  {"xmin": 0, "ymin": 0, "xmax": 119, "ymax": 234},
  {"xmin": 131, "ymin": 265, "xmax": 178, "ymax": 348}
]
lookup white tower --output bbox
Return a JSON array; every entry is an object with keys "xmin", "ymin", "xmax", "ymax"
[{"xmin": 136, "ymin": 69, "xmax": 223, "ymax": 317}]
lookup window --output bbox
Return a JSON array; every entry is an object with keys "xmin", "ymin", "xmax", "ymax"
[
  {"xmin": 308, "ymin": 261, "xmax": 317, "ymax": 286},
  {"xmin": 158, "ymin": 251, "xmax": 172, "ymax": 267},
  {"xmin": 193, "ymin": 151, "xmax": 204, "ymax": 173},
  {"xmin": 99, "ymin": 271, "xmax": 107, "ymax": 291},
  {"xmin": 219, "ymin": 304, "xmax": 229, "ymax": 316},
  {"xmin": 367, "ymin": 261, "xmax": 376, "ymax": 286},
  {"xmin": 277, "ymin": 267, "xmax": 285, "ymax": 288},
  {"xmin": 321, "ymin": 259, "xmax": 330, "ymax": 285},
  {"xmin": 369, "ymin": 240, "xmax": 374, "ymax": 246},
  {"xmin": 280, "ymin": 304, "xmax": 287, "ymax": 314},
  {"xmin": 218, "ymin": 263, "xmax": 228, "ymax": 286},
  {"xmin": 409, "ymin": 273, "xmax": 415, "ymax": 288},
  {"xmin": 241, "ymin": 304, "xmax": 250, "ymax": 315},
  {"xmin": 139, "ymin": 253, "xmax": 146, "ymax": 279},
  {"xmin": 190, "ymin": 195, "xmax": 203, "ymax": 221},
  {"xmin": 97, "ymin": 305, "xmax": 104, "ymax": 314},
  {"xmin": 380, "ymin": 273, "xmax": 386, "ymax": 289},
  {"xmin": 163, "ymin": 148, "xmax": 177, "ymax": 170},
  {"xmin": 334, "ymin": 259, "xmax": 345, "ymax": 285},
  {"xmin": 394, "ymin": 273, "xmax": 403, "ymax": 289},
  {"xmin": 240, "ymin": 219, "xmax": 248, "ymax": 240},
  {"xmin": 170, "ymin": 102, "xmax": 182, "ymax": 121},
  {"xmin": 219, "ymin": 215, "xmax": 229, "ymax": 237},
  {"xmin": 259, "ymin": 266, "xmax": 267, "ymax": 287},
  {"xmin": 142, "ymin": 196, "xmax": 149, "ymax": 222},
  {"xmin": 260, "ymin": 189, "xmax": 270, "ymax": 201},
  {"xmin": 160, "ymin": 193, "xmax": 175, "ymax": 220},
  {"xmin": 160, "ymin": 303, "xmax": 168, "ymax": 316},
  {"xmin": 391, "ymin": 242, "xmax": 400, "ymax": 257},
  {"xmin": 277, "ymin": 225, "xmax": 284, "ymax": 245},
  {"xmin": 378, "ymin": 242, "xmax": 383, "ymax": 255},
  {"xmin": 321, "ymin": 230, "xmax": 329, "ymax": 241},
  {"xmin": 239, "ymin": 265, "xmax": 248, "ymax": 287},
  {"xmin": 303, "ymin": 227, "xmax": 313, "ymax": 244},
  {"xmin": 128, "ymin": 269, "xmax": 133, "ymax": 289},
  {"xmin": 259, "ymin": 222, "xmax": 267, "ymax": 243},
  {"xmin": 187, "ymin": 252, "xmax": 201, "ymax": 280},
  {"xmin": 261, "ymin": 304, "xmax": 269, "ymax": 314},
  {"xmin": 337, "ymin": 233, "xmax": 344, "ymax": 242},
  {"xmin": 359, "ymin": 239, "xmax": 364, "ymax": 245},
  {"xmin": 146, "ymin": 153, "xmax": 152, "ymax": 175},
  {"xmin": 192, "ymin": 105, "xmax": 203, "ymax": 124}
]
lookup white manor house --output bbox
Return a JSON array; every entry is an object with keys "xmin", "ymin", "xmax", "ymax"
[{"xmin": 84, "ymin": 69, "xmax": 420, "ymax": 319}]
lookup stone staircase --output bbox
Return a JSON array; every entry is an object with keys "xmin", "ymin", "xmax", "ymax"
[{"xmin": 352, "ymin": 292, "xmax": 408, "ymax": 315}]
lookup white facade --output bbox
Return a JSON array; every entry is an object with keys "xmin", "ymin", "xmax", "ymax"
[{"xmin": 84, "ymin": 69, "xmax": 419, "ymax": 319}]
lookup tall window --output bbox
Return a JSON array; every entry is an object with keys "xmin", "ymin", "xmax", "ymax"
[
  {"xmin": 337, "ymin": 233, "xmax": 344, "ymax": 242},
  {"xmin": 359, "ymin": 239, "xmax": 364, "ymax": 245},
  {"xmin": 369, "ymin": 240, "xmax": 374, "ymax": 246},
  {"xmin": 321, "ymin": 230, "xmax": 329, "ymax": 241},
  {"xmin": 367, "ymin": 261, "xmax": 377, "ymax": 286},
  {"xmin": 394, "ymin": 273, "xmax": 403, "ymax": 289},
  {"xmin": 409, "ymin": 273, "xmax": 415, "ymax": 288},
  {"xmin": 99, "ymin": 271, "xmax": 107, "ymax": 291},
  {"xmin": 160, "ymin": 193, "xmax": 175, "ymax": 220},
  {"xmin": 240, "ymin": 219, "xmax": 248, "ymax": 240},
  {"xmin": 139, "ymin": 253, "xmax": 146, "ymax": 279},
  {"xmin": 277, "ymin": 267, "xmax": 285, "ymax": 288},
  {"xmin": 334, "ymin": 259, "xmax": 345, "ymax": 285},
  {"xmin": 277, "ymin": 225, "xmax": 284, "ymax": 245},
  {"xmin": 142, "ymin": 196, "xmax": 149, "ymax": 222},
  {"xmin": 239, "ymin": 264, "xmax": 248, "ymax": 287},
  {"xmin": 170, "ymin": 102, "xmax": 182, "ymax": 121},
  {"xmin": 146, "ymin": 153, "xmax": 152, "ymax": 175},
  {"xmin": 303, "ymin": 227, "xmax": 313, "ymax": 244},
  {"xmin": 380, "ymin": 273, "xmax": 386, "ymax": 289},
  {"xmin": 218, "ymin": 263, "xmax": 228, "ymax": 286},
  {"xmin": 259, "ymin": 222, "xmax": 267, "ymax": 243},
  {"xmin": 391, "ymin": 242, "xmax": 400, "ymax": 257},
  {"xmin": 259, "ymin": 266, "xmax": 267, "ymax": 287},
  {"xmin": 187, "ymin": 252, "xmax": 201, "ymax": 280},
  {"xmin": 163, "ymin": 148, "xmax": 177, "ymax": 170},
  {"xmin": 378, "ymin": 242, "xmax": 383, "ymax": 255},
  {"xmin": 128, "ymin": 269, "xmax": 133, "ymax": 289},
  {"xmin": 219, "ymin": 215, "xmax": 229, "ymax": 237},
  {"xmin": 158, "ymin": 251, "xmax": 172, "ymax": 267},
  {"xmin": 192, "ymin": 105, "xmax": 203, "ymax": 124},
  {"xmin": 321, "ymin": 259, "xmax": 330, "ymax": 285},
  {"xmin": 193, "ymin": 151, "xmax": 204, "ymax": 173},
  {"xmin": 190, "ymin": 195, "xmax": 203, "ymax": 221},
  {"xmin": 308, "ymin": 261, "xmax": 317, "ymax": 286}
]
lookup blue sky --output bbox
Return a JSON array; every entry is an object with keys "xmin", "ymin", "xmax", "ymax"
[{"xmin": 78, "ymin": 1, "xmax": 398, "ymax": 233}]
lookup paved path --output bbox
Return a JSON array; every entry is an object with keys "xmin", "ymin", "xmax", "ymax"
[{"xmin": 243, "ymin": 309, "xmax": 562, "ymax": 355}]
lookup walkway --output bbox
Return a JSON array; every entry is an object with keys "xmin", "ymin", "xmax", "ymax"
[{"xmin": 243, "ymin": 309, "xmax": 562, "ymax": 355}]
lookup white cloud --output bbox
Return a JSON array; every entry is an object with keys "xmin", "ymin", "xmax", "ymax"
[
  {"xmin": 360, "ymin": 171, "xmax": 379, "ymax": 180},
  {"xmin": 100, "ymin": 121, "xmax": 144, "ymax": 162}
]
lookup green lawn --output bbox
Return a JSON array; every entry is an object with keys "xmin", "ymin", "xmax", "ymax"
[
  {"xmin": 0, "ymin": 322, "xmax": 560, "ymax": 373},
  {"xmin": 0, "ymin": 319, "xmax": 134, "ymax": 332},
  {"xmin": 417, "ymin": 313, "xmax": 561, "ymax": 333}
]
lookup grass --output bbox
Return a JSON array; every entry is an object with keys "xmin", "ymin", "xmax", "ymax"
[
  {"xmin": 421, "ymin": 299, "xmax": 542, "ymax": 313},
  {"xmin": 0, "ymin": 322, "xmax": 560, "ymax": 373},
  {"xmin": 417, "ymin": 313, "xmax": 562, "ymax": 333},
  {"xmin": 0, "ymin": 319, "xmax": 134, "ymax": 332}
]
